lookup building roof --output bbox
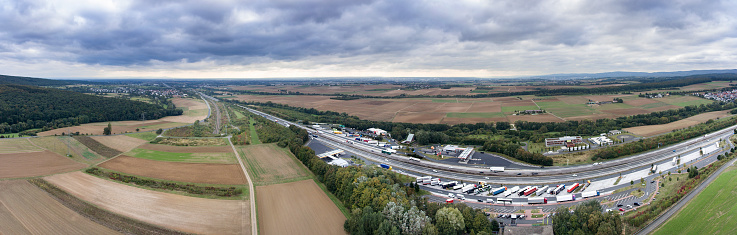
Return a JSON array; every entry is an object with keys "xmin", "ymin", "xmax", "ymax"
[
  {"xmin": 502, "ymin": 225, "xmax": 553, "ymax": 235},
  {"xmin": 328, "ymin": 158, "xmax": 350, "ymax": 167},
  {"xmin": 317, "ymin": 149, "xmax": 344, "ymax": 159}
]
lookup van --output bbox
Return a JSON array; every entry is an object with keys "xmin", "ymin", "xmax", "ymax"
[
  {"xmin": 459, "ymin": 195, "xmax": 466, "ymax": 200},
  {"xmin": 448, "ymin": 193, "xmax": 454, "ymax": 198}
]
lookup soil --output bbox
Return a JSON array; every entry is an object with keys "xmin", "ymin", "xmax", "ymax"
[
  {"xmin": 99, "ymin": 155, "xmax": 247, "ymax": 185},
  {"xmin": 0, "ymin": 180, "xmax": 118, "ymax": 234},
  {"xmin": 90, "ymin": 135, "xmax": 148, "ymax": 153},
  {"xmin": 392, "ymin": 112, "xmax": 446, "ymax": 123},
  {"xmin": 0, "ymin": 150, "xmax": 85, "ymax": 179},
  {"xmin": 256, "ymin": 179, "xmax": 346, "ymax": 235},
  {"xmin": 237, "ymin": 144, "xmax": 309, "ymax": 185},
  {"xmin": 139, "ymin": 143, "xmax": 233, "ymax": 153},
  {"xmin": 74, "ymin": 136, "xmax": 122, "ymax": 158},
  {"xmin": 45, "ymin": 172, "xmax": 249, "ymax": 235},
  {"xmin": 160, "ymin": 98, "xmax": 209, "ymax": 123}
]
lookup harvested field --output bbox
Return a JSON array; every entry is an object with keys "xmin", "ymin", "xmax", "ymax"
[
  {"xmin": 74, "ymin": 136, "xmax": 122, "ymax": 158},
  {"xmin": 625, "ymin": 110, "xmax": 733, "ymax": 137},
  {"xmin": 30, "ymin": 136, "xmax": 104, "ymax": 164},
  {"xmin": 624, "ymin": 98, "xmax": 659, "ymax": 106},
  {"xmin": 37, "ymin": 120, "xmax": 182, "ymax": 136},
  {"xmin": 467, "ymin": 102, "xmax": 502, "ymax": 112},
  {"xmin": 392, "ymin": 112, "xmax": 446, "ymax": 123},
  {"xmin": 0, "ymin": 151, "xmax": 85, "ymax": 179},
  {"xmin": 139, "ymin": 143, "xmax": 233, "ymax": 153},
  {"xmin": 0, "ymin": 138, "xmax": 42, "ymax": 153},
  {"xmin": 441, "ymin": 117, "xmax": 509, "ymax": 125},
  {"xmin": 0, "ymin": 180, "xmax": 117, "ymax": 234},
  {"xmin": 99, "ymin": 155, "xmax": 247, "ymax": 184},
  {"xmin": 601, "ymin": 108, "xmax": 651, "ymax": 115},
  {"xmin": 90, "ymin": 135, "xmax": 148, "ymax": 152},
  {"xmin": 45, "ymin": 172, "xmax": 249, "ymax": 235},
  {"xmin": 237, "ymin": 144, "xmax": 309, "ymax": 185},
  {"xmin": 257, "ymin": 179, "xmax": 346, "ymax": 235},
  {"xmin": 161, "ymin": 98, "xmax": 209, "ymax": 123}
]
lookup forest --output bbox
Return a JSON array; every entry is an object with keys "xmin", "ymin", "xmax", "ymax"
[
  {"xmin": 0, "ymin": 84, "xmax": 182, "ymax": 134},
  {"xmin": 0, "ymin": 74, "xmax": 78, "ymax": 86}
]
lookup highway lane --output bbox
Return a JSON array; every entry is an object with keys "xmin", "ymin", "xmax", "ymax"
[{"xmin": 234, "ymin": 103, "xmax": 736, "ymax": 185}]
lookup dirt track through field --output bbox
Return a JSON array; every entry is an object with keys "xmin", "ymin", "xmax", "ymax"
[
  {"xmin": 139, "ymin": 143, "xmax": 234, "ymax": 153},
  {"xmin": 45, "ymin": 172, "xmax": 249, "ymax": 234},
  {"xmin": 0, "ymin": 150, "xmax": 85, "ymax": 179},
  {"xmin": 99, "ymin": 155, "xmax": 247, "ymax": 184},
  {"xmin": 0, "ymin": 180, "xmax": 118, "ymax": 234},
  {"xmin": 257, "ymin": 179, "xmax": 346, "ymax": 235}
]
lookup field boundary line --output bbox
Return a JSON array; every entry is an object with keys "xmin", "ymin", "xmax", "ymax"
[{"xmin": 228, "ymin": 137, "xmax": 257, "ymax": 235}]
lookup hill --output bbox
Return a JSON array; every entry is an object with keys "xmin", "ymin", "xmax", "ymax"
[
  {"xmin": 0, "ymin": 84, "xmax": 182, "ymax": 134},
  {"xmin": 0, "ymin": 74, "xmax": 79, "ymax": 86}
]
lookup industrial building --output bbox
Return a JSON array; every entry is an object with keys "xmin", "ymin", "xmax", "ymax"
[
  {"xmin": 545, "ymin": 136, "xmax": 583, "ymax": 147},
  {"xmin": 590, "ymin": 136, "xmax": 613, "ymax": 146},
  {"xmin": 367, "ymin": 128, "xmax": 387, "ymax": 136}
]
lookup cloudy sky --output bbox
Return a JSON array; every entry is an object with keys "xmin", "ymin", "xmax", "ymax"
[{"xmin": 1, "ymin": 0, "xmax": 736, "ymax": 79}]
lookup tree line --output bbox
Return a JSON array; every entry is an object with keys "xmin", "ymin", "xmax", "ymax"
[{"xmin": 0, "ymin": 84, "xmax": 182, "ymax": 134}]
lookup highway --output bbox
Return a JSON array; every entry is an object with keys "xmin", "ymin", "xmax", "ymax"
[{"xmin": 234, "ymin": 102, "xmax": 737, "ymax": 185}]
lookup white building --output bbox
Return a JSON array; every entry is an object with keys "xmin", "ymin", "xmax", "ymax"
[
  {"xmin": 367, "ymin": 128, "xmax": 388, "ymax": 136},
  {"xmin": 329, "ymin": 158, "xmax": 350, "ymax": 167},
  {"xmin": 590, "ymin": 136, "xmax": 613, "ymax": 146}
]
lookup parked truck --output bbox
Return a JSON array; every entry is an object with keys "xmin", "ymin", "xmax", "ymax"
[
  {"xmin": 508, "ymin": 186, "xmax": 520, "ymax": 194},
  {"xmin": 523, "ymin": 187, "xmax": 538, "ymax": 196},
  {"xmin": 441, "ymin": 181, "xmax": 458, "ymax": 189},
  {"xmin": 537, "ymin": 185, "xmax": 549, "ymax": 196},
  {"xmin": 581, "ymin": 191, "xmax": 600, "ymax": 198},
  {"xmin": 491, "ymin": 187, "xmax": 506, "ymax": 196},
  {"xmin": 452, "ymin": 184, "xmax": 465, "ymax": 191},
  {"xmin": 552, "ymin": 184, "xmax": 565, "ymax": 195},
  {"xmin": 379, "ymin": 164, "xmax": 392, "ymax": 170},
  {"xmin": 416, "ymin": 176, "xmax": 431, "ymax": 182},
  {"xmin": 528, "ymin": 197, "xmax": 547, "ymax": 204},
  {"xmin": 461, "ymin": 184, "xmax": 477, "ymax": 194},
  {"xmin": 567, "ymin": 183, "xmax": 580, "ymax": 193},
  {"xmin": 556, "ymin": 194, "xmax": 575, "ymax": 202},
  {"xmin": 517, "ymin": 186, "xmax": 532, "ymax": 196}
]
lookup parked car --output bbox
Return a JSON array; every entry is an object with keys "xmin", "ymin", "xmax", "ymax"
[
  {"xmin": 618, "ymin": 208, "xmax": 625, "ymax": 212},
  {"xmin": 448, "ymin": 193, "xmax": 454, "ymax": 198},
  {"xmin": 617, "ymin": 204, "xmax": 623, "ymax": 207},
  {"xmin": 633, "ymin": 202, "xmax": 641, "ymax": 206}
]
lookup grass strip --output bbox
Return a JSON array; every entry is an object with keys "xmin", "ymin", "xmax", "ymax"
[
  {"xmin": 249, "ymin": 118, "xmax": 261, "ymax": 144},
  {"xmin": 29, "ymin": 178, "xmax": 188, "ymax": 235},
  {"xmin": 86, "ymin": 167, "xmax": 243, "ymax": 198}
]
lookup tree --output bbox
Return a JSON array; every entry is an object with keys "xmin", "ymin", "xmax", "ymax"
[
  {"xmin": 103, "ymin": 123, "xmax": 112, "ymax": 135},
  {"xmin": 435, "ymin": 207, "xmax": 465, "ymax": 235},
  {"xmin": 156, "ymin": 128, "xmax": 163, "ymax": 134}
]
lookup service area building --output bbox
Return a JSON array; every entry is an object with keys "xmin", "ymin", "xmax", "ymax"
[{"xmin": 545, "ymin": 136, "xmax": 583, "ymax": 147}]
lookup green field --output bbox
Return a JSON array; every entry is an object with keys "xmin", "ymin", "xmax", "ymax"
[
  {"xmin": 653, "ymin": 164, "xmax": 737, "ymax": 235},
  {"xmin": 126, "ymin": 132, "xmax": 159, "ymax": 141},
  {"xmin": 126, "ymin": 148, "xmax": 237, "ymax": 164},
  {"xmin": 593, "ymin": 103, "xmax": 635, "ymax": 110},
  {"xmin": 548, "ymin": 105, "xmax": 599, "ymax": 118},
  {"xmin": 670, "ymin": 99, "xmax": 714, "ymax": 107},
  {"xmin": 501, "ymin": 105, "xmax": 540, "ymax": 112},
  {"xmin": 232, "ymin": 109, "xmax": 246, "ymax": 119},
  {"xmin": 186, "ymin": 108, "xmax": 209, "ymax": 117},
  {"xmin": 639, "ymin": 102, "xmax": 672, "ymax": 109},
  {"xmin": 446, "ymin": 112, "xmax": 505, "ymax": 118}
]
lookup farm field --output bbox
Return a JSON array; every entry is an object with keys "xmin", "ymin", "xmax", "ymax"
[
  {"xmin": 45, "ymin": 172, "xmax": 249, "ymax": 234},
  {"xmin": 237, "ymin": 144, "xmax": 310, "ymax": 185},
  {"xmin": 125, "ymin": 131, "xmax": 159, "ymax": 141},
  {"xmin": 74, "ymin": 136, "xmax": 122, "ymax": 158},
  {"xmin": 624, "ymin": 110, "xmax": 733, "ymax": 137},
  {"xmin": 36, "ymin": 97, "xmax": 206, "ymax": 136},
  {"xmin": 99, "ymin": 155, "xmax": 247, "ymax": 184},
  {"xmin": 653, "ymin": 164, "xmax": 737, "ymax": 235},
  {"xmin": 125, "ymin": 144, "xmax": 236, "ymax": 164},
  {"xmin": 0, "ymin": 180, "xmax": 117, "ymax": 234},
  {"xmin": 256, "ymin": 179, "xmax": 346, "ymax": 235},
  {"xmin": 0, "ymin": 138, "xmax": 42, "ymax": 153},
  {"xmin": 30, "ymin": 136, "xmax": 105, "ymax": 164},
  {"xmin": 90, "ymin": 135, "xmax": 148, "ymax": 152},
  {"xmin": 0, "ymin": 150, "xmax": 85, "ymax": 178},
  {"xmin": 229, "ymin": 93, "xmax": 711, "ymax": 124}
]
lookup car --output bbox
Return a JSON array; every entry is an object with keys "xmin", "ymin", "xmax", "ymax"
[
  {"xmin": 593, "ymin": 163, "xmax": 599, "ymax": 166},
  {"xmin": 448, "ymin": 193, "xmax": 454, "ymax": 198},
  {"xmin": 477, "ymin": 199, "xmax": 483, "ymax": 202},
  {"xmin": 627, "ymin": 205, "xmax": 633, "ymax": 209},
  {"xmin": 432, "ymin": 170, "xmax": 438, "ymax": 172},
  {"xmin": 633, "ymin": 202, "xmax": 641, "ymax": 206},
  {"xmin": 459, "ymin": 195, "xmax": 466, "ymax": 200},
  {"xmin": 651, "ymin": 181, "xmax": 655, "ymax": 184},
  {"xmin": 517, "ymin": 173, "xmax": 522, "ymax": 175},
  {"xmin": 485, "ymin": 177, "xmax": 490, "ymax": 179},
  {"xmin": 572, "ymin": 174, "xmax": 578, "ymax": 177},
  {"xmin": 618, "ymin": 208, "xmax": 625, "ymax": 212},
  {"xmin": 605, "ymin": 209, "xmax": 612, "ymax": 212},
  {"xmin": 617, "ymin": 204, "xmax": 623, "ymax": 207}
]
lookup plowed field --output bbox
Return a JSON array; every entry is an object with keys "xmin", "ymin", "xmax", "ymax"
[
  {"xmin": 0, "ymin": 151, "xmax": 85, "ymax": 179},
  {"xmin": 0, "ymin": 180, "xmax": 117, "ymax": 234},
  {"xmin": 45, "ymin": 172, "xmax": 249, "ymax": 235},
  {"xmin": 237, "ymin": 144, "xmax": 309, "ymax": 185},
  {"xmin": 625, "ymin": 110, "xmax": 732, "ymax": 137},
  {"xmin": 99, "ymin": 155, "xmax": 247, "ymax": 184},
  {"xmin": 257, "ymin": 180, "xmax": 346, "ymax": 235}
]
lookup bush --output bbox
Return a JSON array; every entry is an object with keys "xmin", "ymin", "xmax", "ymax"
[{"xmin": 156, "ymin": 128, "xmax": 163, "ymax": 134}]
